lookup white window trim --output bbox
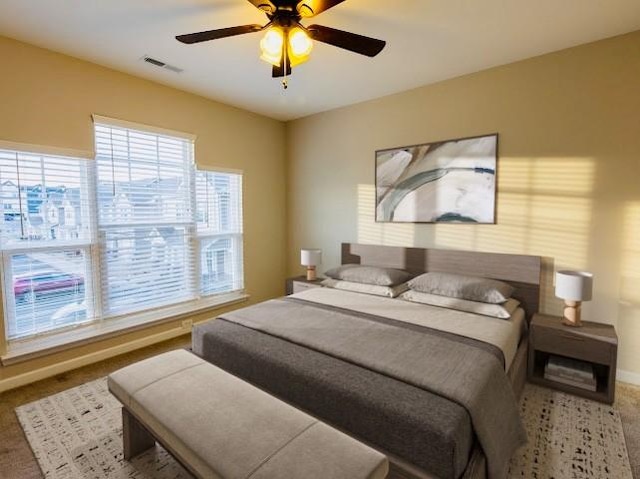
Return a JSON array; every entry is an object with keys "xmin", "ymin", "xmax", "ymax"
[
  {"xmin": 1, "ymin": 291, "xmax": 249, "ymax": 365},
  {"xmin": 92, "ymin": 115, "xmax": 197, "ymax": 142},
  {"xmin": 0, "ymin": 139, "xmax": 94, "ymax": 160},
  {"xmin": 196, "ymin": 165, "xmax": 244, "ymax": 175}
]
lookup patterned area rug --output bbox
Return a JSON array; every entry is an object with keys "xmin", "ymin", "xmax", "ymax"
[
  {"xmin": 617, "ymin": 382, "xmax": 640, "ymax": 478},
  {"xmin": 16, "ymin": 378, "xmax": 190, "ymax": 479},
  {"xmin": 509, "ymin": 384, "xmax": 633, "ymax": 478},
  {"xmin": 16, "ymin": 379, "xmax": 633, "ymax": 479}
]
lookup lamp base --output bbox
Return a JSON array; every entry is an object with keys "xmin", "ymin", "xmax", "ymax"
[
  {"xmin": 561, "ymin": 300, "xmax": 583, "ymax": 327},
  {"xmin": 306, "ymin": 266, "xmax": 317, "ymax": 281}
]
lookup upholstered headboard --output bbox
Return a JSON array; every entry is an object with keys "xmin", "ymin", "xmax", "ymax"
[{"xmin": 341, "ymin": 243, "xmax": 542, "ymax": 320}]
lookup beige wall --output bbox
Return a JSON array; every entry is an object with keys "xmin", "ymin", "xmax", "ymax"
[
  {"xmin": 0, "ymin": 36, "xmax": 287, "ymax": 383},
  {"xmin": 2, "ymin": 29, "xmax": 639, "ymax": 384},
  {"xmin": 286, "ymin": 30, "xmax": 640, "ymax": 376}
]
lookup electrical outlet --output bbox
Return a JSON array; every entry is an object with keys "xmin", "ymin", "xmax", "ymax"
[{"xmin": 182, "ymin": 319, "xmax": 193, "ymax": 330}]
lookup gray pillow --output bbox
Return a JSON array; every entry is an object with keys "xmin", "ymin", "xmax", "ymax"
[
  {"xmin": 324, "ymin": 264, "xmax": 413, "ymax": 287},
  {"xmin": 408, "ymin": 272, "xmax": 514, "ymax": 304}
]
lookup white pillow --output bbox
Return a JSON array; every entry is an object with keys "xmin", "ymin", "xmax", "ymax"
[
  {"xmin": 321, "ymin": 278, "xmax": 409, "ymax": 298},
  {"xmin": 400, "ymin": 290, "xmax": 520, "ymax": 319}
]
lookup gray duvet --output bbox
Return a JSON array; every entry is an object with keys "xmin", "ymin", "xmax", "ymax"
[{"xmin": 193, "ymin": 297, "xmax": 526, "ymax": 479}]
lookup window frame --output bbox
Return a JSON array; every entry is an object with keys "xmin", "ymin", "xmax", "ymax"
[
  {"xmin": 0, "ymin": 123, "xmax": 246, "ymax": 356},
  {"xmin": 0, "ymin": 146, "xmax": 99, "ymax": 341},
  {"xmin": 195, "ymin": 166, "xmax": 245, "ymax": 297}
]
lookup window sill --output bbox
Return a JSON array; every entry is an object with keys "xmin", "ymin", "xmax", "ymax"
[{"xmin": 1, "ymin": 292, "xmax": 249, "ymax": 366}]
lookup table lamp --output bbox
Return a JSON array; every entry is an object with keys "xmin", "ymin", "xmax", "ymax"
[
  {"xmin": 301, "ymin": 249, "xmax": 322, "ymax": 281},
  {"xmin": 555, "ymin": 270, "xmax": 593, "ymax": 327}
]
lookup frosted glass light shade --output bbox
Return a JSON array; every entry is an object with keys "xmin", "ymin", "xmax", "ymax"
[
  {"xmin": 555, "ymin": 271, "xmax": 593, "ymax": 301},
  {"xmin": 289, "ymin": 28, "xmax": 313, "ymax": 57},
  {"xmin": 260, "ymin": 28, "xmax": 284, "ymax": 67},
  {"xmin": 301, "ymin": 249, "xmax": 322, "ymax": 267}
]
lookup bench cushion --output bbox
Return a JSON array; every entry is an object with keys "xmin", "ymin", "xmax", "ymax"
[{"xmin": 108, "ymin": 349, "xmax": 388, "ymax": 479}]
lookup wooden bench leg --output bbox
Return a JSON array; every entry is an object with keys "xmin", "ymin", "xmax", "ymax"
[{"xmin": 122, "ymin": 407, "xmax": 156, "ymax": 460}]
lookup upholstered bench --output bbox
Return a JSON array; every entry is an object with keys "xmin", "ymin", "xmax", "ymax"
[{"xmin": 108, "ymin": 349, "xmax": 388, "ymax": 479}]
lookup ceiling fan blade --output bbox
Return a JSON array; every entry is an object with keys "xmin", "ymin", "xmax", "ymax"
[
  {"xmin": 247, "ymin": 0, "xmax": 276, "ymax": 14},
  {"xmin": 176, "ymin": 24, "xmax": 263, "ymax": 44},
  {"xmin": 307, "ymin": 25, "xmax": 386, "ymax": 57},
  {"xmin": 296, "ymin": 0, "xmax": 347, "ymax": 18}
]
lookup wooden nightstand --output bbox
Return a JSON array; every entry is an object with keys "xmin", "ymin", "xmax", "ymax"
[
  {"xmin": 528, "ymin": 313, "xmax": 618, "ymax": 404},
  {"xmin": 285, "ymin": 276, "xmax": 324, "ymax": 295}
]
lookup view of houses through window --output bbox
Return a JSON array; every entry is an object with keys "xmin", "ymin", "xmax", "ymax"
[{"xmin": 0, "ymin": 122, "xmax": 243, "ymax": 341}]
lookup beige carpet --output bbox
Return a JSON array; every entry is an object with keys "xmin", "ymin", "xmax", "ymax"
[
  {"xmin": 618, "ymin": 382, "xmax": 640, "ymax": 478},
  {"xmin": 15, "ymin": 377, "xmax": 635, "ymax": 479}
]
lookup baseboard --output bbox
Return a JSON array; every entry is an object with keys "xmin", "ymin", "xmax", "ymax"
[
  {"xmin": 617, "ymin": 369, "xmax": 640, "ymax": 386},
  {"xmin": 0, "ymin": 326, "xmax": 190, "ymax": 393}
]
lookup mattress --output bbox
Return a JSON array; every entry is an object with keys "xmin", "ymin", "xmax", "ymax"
[{"xmin": 193, "ymin": 289, "xmax": 526, "ymax": 479}]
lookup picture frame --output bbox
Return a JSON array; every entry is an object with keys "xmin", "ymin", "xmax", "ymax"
[{"xmin": 375, "ymin": 133, "xmax": 498, "ymax": 224}]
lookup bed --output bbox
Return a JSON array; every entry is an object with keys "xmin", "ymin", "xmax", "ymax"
[{"xmin": 192, "ymin": 243, "xmax": 542, "ymax": 479}]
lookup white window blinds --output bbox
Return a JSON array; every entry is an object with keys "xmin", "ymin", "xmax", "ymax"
[
  {"xmin": 0, "ymin": 150, "xmax": 93, "ymax": 247},
  {"xmin": 0, "ymin": 150, "xmax": 95, "ymax": 339},
  {"xmin": 1, "ymin": 120, "xmax": 245, "ymax": 343},
  {"xmin": 196, "ymin": 170, "xmax": 244, "ymax": 295},
  {"xmin": 94, "ymin": 125, "xmax": 193, "ymax": 225},
  {"xmin": 95, "ymin": 122, "xmax": 197, "ymax": 316}
]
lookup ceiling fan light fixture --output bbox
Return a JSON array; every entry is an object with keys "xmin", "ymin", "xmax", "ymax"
[
  {"xmin": 257, "ymin": 2, "xmax": 274, "ymax": 13},
  {"xmin": 287, "ymin": 27, "xmax": 313, "ymax": 67},
  {"xmin": 177, "ymin": 0, "xmax": 386, "ymax": 82},
  {"xmin": 259, "ymin": 27, "xmax": 284, "ymax": 66},
  {"xmin": 297, "ymin": 3, "xmax": 314, "ymax": 17},
  {"xmin": 289, "ymin": 27, "xmax": 313, "ymax": 57}
]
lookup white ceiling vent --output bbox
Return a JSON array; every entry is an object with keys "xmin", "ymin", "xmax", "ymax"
[{"xmin": 141, "ymin": 55, "xmax": 183, "ymax": 73}]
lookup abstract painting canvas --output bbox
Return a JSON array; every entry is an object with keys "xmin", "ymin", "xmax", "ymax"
[{"xmin": 375, "ymin": 134, "xmax": 498, "ymax": 223}]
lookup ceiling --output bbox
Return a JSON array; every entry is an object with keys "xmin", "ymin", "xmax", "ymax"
[{"xmin": 1, "ymin": 1, "xmax": 639, "ymax": 121}]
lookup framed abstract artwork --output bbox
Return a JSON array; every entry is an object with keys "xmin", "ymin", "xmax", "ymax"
[{"xmin": 375, "ymin": 133, "xmax": 498, "ymax": 223}]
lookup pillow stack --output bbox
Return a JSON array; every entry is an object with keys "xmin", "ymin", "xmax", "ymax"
[
  {"xmin": 319, "ymin": 266, "xmax": 520, "ymax": 319},
  {"xmin": 322, "ymin": 264, "xmax": 412, "ymax": 298},
  {"xmin": 401, "ymin": 272, "xmax": 519, "ymax": 319}
]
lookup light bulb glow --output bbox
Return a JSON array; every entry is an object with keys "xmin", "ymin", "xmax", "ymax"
[
  {"xmin": 262, "ymin": 29, "xmax": 284, "ymax": 55},
  {"xmin": 289, "ymin": 28, "xmax": 313, "ymax": 57},
  {"xmin": 260, "ymin": 28, "xmax": 284, "ymax": 66}
]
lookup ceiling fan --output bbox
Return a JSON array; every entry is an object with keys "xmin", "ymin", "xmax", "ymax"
[{"xmin": 176, "ymin": 0, "xmax": 386, "ymax": 88}]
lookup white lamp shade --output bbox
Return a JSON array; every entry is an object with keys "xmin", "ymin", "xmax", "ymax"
[
  {"xmin": 301, "ymin": 249, "xmax": 322, "ymax": 267},
  {"xmin": 555, "ymin": 270, "xmax": 593, "ymax": 302}
]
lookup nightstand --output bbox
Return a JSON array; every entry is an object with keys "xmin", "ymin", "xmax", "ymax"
[
  {"xmin": 285, "ymin": 276, "xmax": 324, "ymax": 295},
  {"xmin": 528, "ymin": 313, "xmax": 618, "ymax": 404}
]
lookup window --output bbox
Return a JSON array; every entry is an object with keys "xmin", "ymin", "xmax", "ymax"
[
  {"xmin": 196, "ymin": 170, "xmax": 244, "ymax": 295},
  {"xmin": 0, "ymin": 150, "xmax": 95, "ymax": 339},
  {"xmin": 95, "ymin": 123, "xmax": 197, "ymax": 316},
  {"xmin": 1, "ymin": 120, "xmax": 244, "ymax": 343}
]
